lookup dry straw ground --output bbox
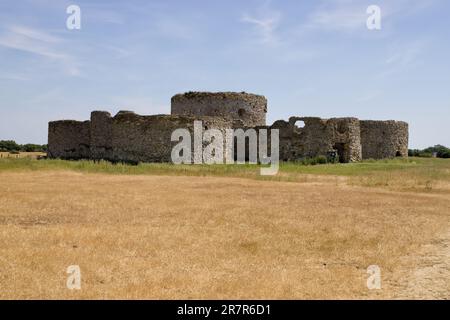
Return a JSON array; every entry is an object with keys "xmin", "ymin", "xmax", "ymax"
[
  {"xmin": 0, "ymin": 157, "xmax": 449, "ymax": 299},
  {"xmin": 0, "ymin": 152, "xmax": 45, "ymax": 159}
]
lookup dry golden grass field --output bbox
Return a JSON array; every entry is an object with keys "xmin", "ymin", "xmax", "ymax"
[
  {"xmin": 0, "ymin": 157, "xmax": 449, "ymax": 299},
  {"xmin": 0, "ymin": 152, "xmax": 46, "ymax": 159}
]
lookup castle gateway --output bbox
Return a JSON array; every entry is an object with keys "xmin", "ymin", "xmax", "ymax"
[{"xmin": 48, "ymin": 92, "xmax": 408, "ymax": 164}]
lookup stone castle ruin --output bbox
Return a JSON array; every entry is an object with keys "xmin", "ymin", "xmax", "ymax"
[{"xmin": 48, "ymin": 92, "xmax": 409, "ymax": 163}]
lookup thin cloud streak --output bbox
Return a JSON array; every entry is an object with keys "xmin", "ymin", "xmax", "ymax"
[
  {"xmin": 378, "ymin": 39, "xmax": 428, "ymax": 78},
  {"xmin": 241, "ymin": 12, "xmax": 281, "ymax": 45},
  {"xmin": 0, "ymin": 24, "xmax": 81, "ymax": 76},
  {"xmin": 298, "ymin": 0, "xmax": 440, "ymax": 34}
]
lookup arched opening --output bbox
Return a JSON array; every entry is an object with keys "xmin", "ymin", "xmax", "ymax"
[
  {"xmin": 395, "ymin": 151, "xmax": 402, "ymax": 157},
  {"xmin": 295, "ymin": 120, "xmax": 305, "ymax": 128},
  {"xmin": 238, "ymin": 109, "xmax": 246, "ymax": 117},
  {"xmin": 333, "ymin": 143, "xmax": 347, "ymax": 163}
]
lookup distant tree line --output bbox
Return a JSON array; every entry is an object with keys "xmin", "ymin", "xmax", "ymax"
[
  {"xmin": 409, "ymin": 145, "xmax": 450, "ymax": 158},
  {"xmin": 0, "ymin": 140, "xmax": 47, "ymax": 153}
]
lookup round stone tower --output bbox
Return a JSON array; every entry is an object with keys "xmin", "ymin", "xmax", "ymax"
[
  {"xmin": 360, "ymin": 120, "xmax": 409, "ymax": 159},
  {"xmin": 171, "ymin": 91, "xmax": 267, "ymax": 127}
]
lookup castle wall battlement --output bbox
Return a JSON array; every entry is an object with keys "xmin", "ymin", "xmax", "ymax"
[
  {"xmin": 48, "ymin": 120, "xmax": 90, "ymax": 159},
  {"xmin": 271, "ymin": 117, "xmax": 362, "ymax": 163},
  {"xmin": 171, "ymin": 92, "xmax": 267, "ymax": 127},
  {"xmin": 47, "ymin": 92, "xmax": 409, "ymax": 164},
  {"xmin": 48, "ymin": 109, "xmax": 234, "ymax": 163}
]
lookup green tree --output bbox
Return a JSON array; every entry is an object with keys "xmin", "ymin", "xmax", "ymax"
[{"xmin": 0, "ymin": 140, "xmax": 20, "ymax": 152}]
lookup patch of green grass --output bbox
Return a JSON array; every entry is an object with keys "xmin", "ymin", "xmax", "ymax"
[
  {"xmin": 0, "ymin": 157, "xmax": 262, "ymax": 178},
  {"xmin": 1, "ymin": 157, "xmax": 450, "ymax": 192},
  {"xmin": 281, "ymin": 157, "xmax": 441, "ymax": 175}
]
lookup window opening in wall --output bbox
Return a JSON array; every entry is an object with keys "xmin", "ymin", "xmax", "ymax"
[{"xmin": 295, "ymin": 120, "xmax": 305, "ymax": 128}]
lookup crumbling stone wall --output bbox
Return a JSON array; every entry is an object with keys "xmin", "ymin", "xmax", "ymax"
[
  {"xmin": 272, "ymin": 117, "xmax": 362, "ymax": 162},
  {"xmin": 47, "ymin": 91, "xmax": 409, "ymax": 164},
  {"xmin": 328, "ymin": 117, "xmax": 362, "ymax": 162},
  {"xmin": 109, "ymin": 111, "xmax": 233, "ymax": 163},
  {"xmin": 110, "ymin": 112, "xmax": 183, "ymax": 163},
  {"xmin": 48, "ymin": 110, "xmax": 234, "ymax": 163},
  {"xmin": 48, "ymin": 120, "xmax": 90, "ymax": 159},
  {"xmin": 360, "ymin": 120, "xmax": 409, "ymax": 159},
  {"xmin": 171, "ymin": 92, "xmax": 267, "ymax": 127},
  {"xmin": 90, "ymin": 111, "xmax": 112, "ymax": 160}
]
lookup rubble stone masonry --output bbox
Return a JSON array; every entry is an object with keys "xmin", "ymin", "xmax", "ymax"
[{"xmin": 48, "ymin": 92, "xmax": 409, "ymax": 163}]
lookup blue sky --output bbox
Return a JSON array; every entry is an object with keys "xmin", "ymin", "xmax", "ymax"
[{"xmin": 0, "ymin": 0, "xmax": 449, "ymax": 148}]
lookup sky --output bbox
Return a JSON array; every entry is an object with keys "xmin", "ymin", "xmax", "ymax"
[{"xmin": 0, "ymin": 0, "xmax": 449, "ymax": 148}]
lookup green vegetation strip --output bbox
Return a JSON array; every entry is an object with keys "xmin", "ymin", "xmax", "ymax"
[{"xmin": 0, "ymin": 157, "xmax": 448, "ymax": 177}]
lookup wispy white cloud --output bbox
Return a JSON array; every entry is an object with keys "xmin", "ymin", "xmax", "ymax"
[
  {"xmin": 241, "ymin": 0, "xmax": 281, "ymax": 46},
  {"xmin": 101, "ymin": 44, "xmax": 132, "ymax": 59},
  {"xmin": 241, "ymin": 12, "xmax": 281, "ymax": 45},
  {"xmin": 0, "ymin": 25, "xmax": 80, "ymax": 76},
  {"xmin": 9, "ymin": 25, "xmax": 60, "ymax": 43},
  {"xmin": 379, "ymin": 40, "xmax": 428, "ymax": 77},
  {"xmin": 306, "ymin": 5, "xmax": 366, "ymax": 32},
  {"xmin": 0, "ymin": 25, "xmax": 65, "ymax": 59},
  {"xmin": 237, "ymin": 2, "xmax": 320, "ymax": 63},
  {"xmin": 302, "ymin": 0, "xmax": 440, "ymax": 33},
  {"xmin": 385, "ymin": 42, "xmax": 425, "ymax": 66}
]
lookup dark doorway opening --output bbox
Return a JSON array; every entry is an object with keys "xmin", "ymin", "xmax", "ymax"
[
  {"xmin": 333, "ymin": 143, "xmax": 346, "ymax": 163},
  {"xmin": 396, "ymin": 151, "xmax": 402, "ymax": 157},
  {"xmin": 233, "ymin": 136, "xmax": 254, "ymax": 162}
]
